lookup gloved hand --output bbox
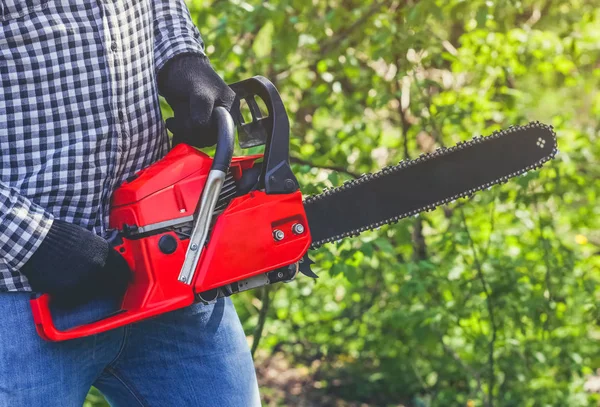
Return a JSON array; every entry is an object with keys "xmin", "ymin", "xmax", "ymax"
[
  {"xmin": 157, "ymin": 52, "xmax": 236, "ymax": 148},
  {"xmin": 20, "ymin": 219, "xmax": 132, "ymax": 308}
]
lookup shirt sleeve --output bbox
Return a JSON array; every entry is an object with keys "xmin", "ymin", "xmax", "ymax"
[
  {"xmin": 0, "ymin": 181, "xmax": 54, "ymax": 271},
  {"xmin": 153, "ymin": 0, "xmax": 206, "ymax": 73}
]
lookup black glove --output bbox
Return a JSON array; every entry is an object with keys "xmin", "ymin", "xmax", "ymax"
[
  {"xmin": 20, "ymin": 219, "xmax": 132, "ymax": 308},
  {"xmin": 157, "ymin": 52, "xmax": 236, "ymax": 148}
]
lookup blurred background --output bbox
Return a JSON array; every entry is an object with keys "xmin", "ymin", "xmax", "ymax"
[{"xmin": 86, "ymin": 0, "xmax": 600, "ymax": 406}]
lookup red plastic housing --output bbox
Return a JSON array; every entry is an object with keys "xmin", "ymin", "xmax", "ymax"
[{"xmin": 30, "ymin": 144, "xmax": 311, "ymax": 341}]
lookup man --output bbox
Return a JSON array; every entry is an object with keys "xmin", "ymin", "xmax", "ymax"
[{"xmin": 0, "ymin": 1, "xmax": 260, "ymax": 406}]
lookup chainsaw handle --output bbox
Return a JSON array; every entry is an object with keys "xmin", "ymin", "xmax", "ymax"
[
  {"xmin": 177, "ymin": 107, "xmax": 235, "ymax": 285},
  {"xmin": 211, "ymin": 106, "xmax": 235, "ymax": 173},
  {"xmin": 229, "ymin": 76, "xmax": 298, "ymax": 194},
  {"xmin": 30, "ymin": 293, "xmax": 194, "ymax": 341}
]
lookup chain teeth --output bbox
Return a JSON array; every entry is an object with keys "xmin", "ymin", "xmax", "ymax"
[{"xmin": 305, "ymin": 121, "xmax": 557, "ymax": 249}]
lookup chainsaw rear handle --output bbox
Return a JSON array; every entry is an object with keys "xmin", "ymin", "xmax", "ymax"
[
  {"xmin": 30, "ymin": 293, "xmax": 194, "ymax": 341},
  {"xmin": 30, "ymin": 108, "xmax": 237, "ymax": 342}
]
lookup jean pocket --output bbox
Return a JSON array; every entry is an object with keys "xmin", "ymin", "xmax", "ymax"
[{"xmin": 0, "ymin": 0, "xmax": 49, "ymax": 22}]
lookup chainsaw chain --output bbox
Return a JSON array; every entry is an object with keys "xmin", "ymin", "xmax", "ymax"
[{"xmin": 304, "ymin": 121, "xmax": 557, "ymax": 249}]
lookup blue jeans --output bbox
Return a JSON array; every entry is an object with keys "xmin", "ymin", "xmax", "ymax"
[{"xmin": 0, "ymin": 293, "xmax": 260, "ymax": 406}]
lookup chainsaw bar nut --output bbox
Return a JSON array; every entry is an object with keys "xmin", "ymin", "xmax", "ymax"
[
  {"xmin": 273, "ymin": 229, "xmax": 285, "ymax": 241},
  {"xmin": 292, "ymin": 223, "xmax": 305, "ymax": 235}
]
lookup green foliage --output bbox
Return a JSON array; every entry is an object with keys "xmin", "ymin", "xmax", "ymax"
[{"xmin": 87, "ymin": 1, "xmax": 600, "ymax": 405}]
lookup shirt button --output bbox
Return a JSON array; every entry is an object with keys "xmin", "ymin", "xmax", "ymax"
[
  {"xmin": 110, "ymin": 41, "xmax": 118, "ymax": 52},
  {"xmin": 118, "ymin": 111, "xmax": 124, "ymax": 122}
]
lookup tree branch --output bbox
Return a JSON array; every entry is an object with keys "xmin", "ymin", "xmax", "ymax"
[
  {"xmin": 440, "ymin": 339, "xmax": 484, "ymax": 399},
  {"xmin": 482, "ymin": 196, "xmax": 497, "ymax": 260},
  {"xmin": 533, "ymin": 202, "xmax": 555, "ymax": 334},
  {"xmin": 460, "ymin": 209, "xmax": 498, "ymax": 407},
  {"xmin": 317, "ymin": 0, "xmax": 395, "ymax": 57},
  {"xmin": 277, "ymin": 0, "xmax": 399, "ymax": 81},
  {"xmin": 411, "ymin": 70, "xmax": 446, "ymax": 147},
  {"xmin": 290, "ymin": 156, "xmax": 361, "ymax": 179},
  {"xmin": 251, "ymin": 286, "xmax": 272, "ymax": 357}
]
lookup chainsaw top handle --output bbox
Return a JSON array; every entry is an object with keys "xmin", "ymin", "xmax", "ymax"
[
  {"xmin": 211, "ymin": 106, "xmax": 235, "ymax": 173},
  {"xmin": 177, "ymin": 106, "xmax": 235, "ymax": 285}
]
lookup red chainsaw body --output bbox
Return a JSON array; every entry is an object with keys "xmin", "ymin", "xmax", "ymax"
[{"xmin": 31, "ymin": 144, "xmax": 311, "ymax": 341}]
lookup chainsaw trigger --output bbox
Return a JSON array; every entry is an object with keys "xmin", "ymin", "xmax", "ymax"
[{"xmin": 298, "ymin": 255, "xmax": 317, "ymax": 279}]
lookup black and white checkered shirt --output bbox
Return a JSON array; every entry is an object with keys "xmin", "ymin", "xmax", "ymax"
[{"xmin": 0, "ymin": 0, "xmax": 205, "ymax": 291}]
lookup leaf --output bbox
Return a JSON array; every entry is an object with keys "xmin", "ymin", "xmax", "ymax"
[
  {"xmin": 252, "ymin": 20, "xmax": 274, "ymax": 58},
  {"xmin": 476, "ymin": 6, "xmax": 488, "ymax": 28},
  {"xmin": 374, "ymin": 238, "xmax": 395, "ymax": 254}
]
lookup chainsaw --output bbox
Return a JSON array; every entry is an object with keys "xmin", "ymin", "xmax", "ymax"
[{"xmin": 30, "ymin": 76, "xmax": 557, "ymax": 341}]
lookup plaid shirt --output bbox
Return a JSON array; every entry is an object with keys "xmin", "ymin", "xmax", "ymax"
[{"xmin": 0, "ymin": 0, "xmax": 205, "ymax": 291}]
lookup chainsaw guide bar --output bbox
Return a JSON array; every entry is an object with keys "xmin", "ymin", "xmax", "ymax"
[{"xmin": 304, "ymin": 122, "xmax": 557, "ymax": 248}]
